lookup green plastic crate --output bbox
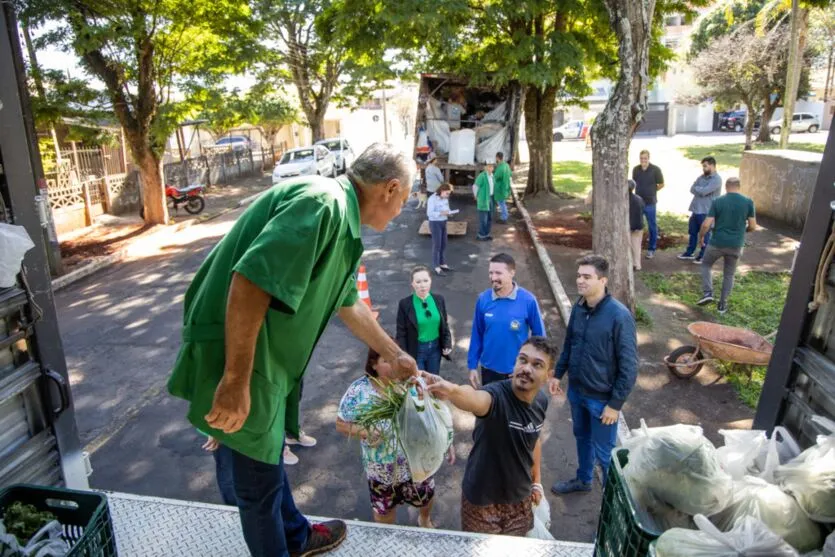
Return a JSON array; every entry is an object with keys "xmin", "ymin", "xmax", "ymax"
[
  {"xmin": 0, "ymin": 484, "xmax": 117, "ymax": 556},
  {"xmin": 593, "ymin": 449, "xmax": 662, "ymax": 557}
]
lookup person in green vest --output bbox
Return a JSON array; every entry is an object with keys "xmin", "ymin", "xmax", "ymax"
[
  {"xmin": 493, "ymin": 152, "xmax": 512, "ymax": 224},
  {"xmin": 167, "ymin": 143, "xmax": 418, "ymax": 557},
  {"xmin": 473, "ymin": 161, "xmax": 495, "ymax": 241}
]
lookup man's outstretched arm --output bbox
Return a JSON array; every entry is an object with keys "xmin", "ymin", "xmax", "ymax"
[{"xmin": 422, "ymin": 372, "xmax": 492, "ymax": 417}]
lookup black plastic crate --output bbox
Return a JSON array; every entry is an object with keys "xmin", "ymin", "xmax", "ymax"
[
  {"xmin": 593, "ymin": 449, "xmax": 662, "ymax": 557},
  {"xmin": 0, "ymin": 484, "xmax": 117, "ymax": 556}
]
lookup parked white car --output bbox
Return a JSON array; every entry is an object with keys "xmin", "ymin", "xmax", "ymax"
[
  {"xmin": 272, "ymin": 146, "xmax": 337, "ymax": 184},
  {"xmin": 315, "ymin": 138, "xmax": 355, "ymax": 174},
  {"xmin": 768, "ymin": 113, "xmax": 821, "ymax": 135},
  {"xmin": 552, "ymin": 120, "xmax": 585, "ymax": 142}
]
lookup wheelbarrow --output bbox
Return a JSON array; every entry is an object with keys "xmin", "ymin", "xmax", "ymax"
[{"xmin": 665, "ymin": 322, "xmax": 774, "ymax": 379}]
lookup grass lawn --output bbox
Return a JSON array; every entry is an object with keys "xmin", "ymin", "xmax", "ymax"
[
  {"xmin": 679, "ymin": 142, "xmax": 824, "ymax": 171},
  {"xmin": 552, "ymin": 161, "xmax": 593, "ymax": 196},
  {"xmin": 641, "ymin": 271, "xmax": 790, "ymax": 408}
]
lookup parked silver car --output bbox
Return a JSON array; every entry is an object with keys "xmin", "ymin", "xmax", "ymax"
[
  {"xmin": 768, "ymin": 113, "xmax": 821, "ymax": 135},
  {"xmin": 315, "ymin": 138, "xmax": 355, "ymax": 174},
  {"xmin": 272, "ymin": 146, "xmax": 337, "ymax": 184}
]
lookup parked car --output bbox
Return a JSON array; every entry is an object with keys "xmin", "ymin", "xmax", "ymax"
[
  {"xmin": 272, "ymin": 145, "xmax": 337, "ymax": 184},
  {"xmin": 315, "ymin": 138, "xmax": 355, "ymax": 174},
  {"xmin": 768, "ymin": 112, "xmax": 821, "ymax": 135},
  {"xmin": 214, "ymin": 135, "xmax": 252, "ymax": 152},
  {"xmin": 552, "ymin": 119, "xmax": 584, "ymax": 142},
  {"xmin": 719, "ymin": 111, "xmax": 760, "ymax": 132}
]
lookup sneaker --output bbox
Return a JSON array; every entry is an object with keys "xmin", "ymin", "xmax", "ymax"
[
  {"xmin": 283, "ymin": 445, "xmax": 299, "ymax": 466},
  {"xmin": 717, "ymin": 302, "xmax": 728, "ymax": 315},
  {"xmin": 440, "ymin": 265, "xmax": 453, "ymax": 272},
  {"xmin": 434, "ymin": 267, "xmax": 446, "ymax": 276},
  {"xmin": 646, "ymin": 251, "xmax": 655, "ymax": 259},
  {"xmin": 551, "ymin": 478, "xmax": 592, "ymax": 495},
  {"xmin": 291, "ymin": 520, "xmax": 347, "ymax": 557},
  {"xmin": 693, "ymin": 258, "xmax": 703, "ymax": 265},
  {"xmin": 697, "ymin": 294, "xmax": 714, "ymax": 306},
  {"xmin": 286, "ymin": 431, "xmax": 317, "ymax": 448},
  {"xmin": 677, "ymin": 253, "xmax": 695, "ymax": 260}
]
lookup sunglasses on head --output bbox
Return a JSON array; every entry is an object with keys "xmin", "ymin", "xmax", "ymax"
[{"xmin": 421, "ymin": 301, "xmax": 432, "ymax": 318}]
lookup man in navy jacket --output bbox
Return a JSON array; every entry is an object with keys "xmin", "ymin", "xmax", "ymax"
[{"xmin": 550, "ymin": 254, "xmax": 638, "ymax": 495}]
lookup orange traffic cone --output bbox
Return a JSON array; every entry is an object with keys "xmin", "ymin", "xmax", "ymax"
[{"xmin": 357, "ymin": 264, "xmax": 379, "ymax": 319}]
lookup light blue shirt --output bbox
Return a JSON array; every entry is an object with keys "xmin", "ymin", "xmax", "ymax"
[
  {"xmin": 689, "ymin": 173, "xmax": 722, "ymax": 214},
  {"xmin": 425, "ymin": 164, "xmax": 444, "ymax": 192},
  {"xmin": 427, "ymin": 194, "xmax": 450, "ymax": 221}
]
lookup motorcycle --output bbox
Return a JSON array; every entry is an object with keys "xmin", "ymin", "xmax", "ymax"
[{"xmin": 140, "ymin": 183, "xmax": 205, "ymax": 219}]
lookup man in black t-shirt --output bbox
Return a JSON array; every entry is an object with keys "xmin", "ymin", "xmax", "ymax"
[
  {"xmin": 631, "ymin": 150, "xmax": 665, "ymax": 259},
  {"xmin": 423, "ymin": 337, "xmax": 556, "ymax": 536}
]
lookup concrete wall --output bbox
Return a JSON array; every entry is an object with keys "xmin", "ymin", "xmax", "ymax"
[
  {"xmin": 739, "ymin": 150, "xmax": 822, "ymax": 230},
  {"xmin": 673, "ymin": 103, "xmax": 715, "ymax": 133}
]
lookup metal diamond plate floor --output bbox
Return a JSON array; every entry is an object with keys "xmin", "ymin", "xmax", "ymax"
[{"xmin": 107, "ymin": 492, "xmax": 594, "ymax": 556}]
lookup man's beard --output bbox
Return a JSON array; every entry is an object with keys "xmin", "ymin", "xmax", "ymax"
[{"xmin": 703, "ymin": 170, "xmax": 711, "ymax": 176}]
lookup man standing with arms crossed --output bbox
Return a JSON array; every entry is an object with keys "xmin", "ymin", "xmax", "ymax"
[
  {"xmin": 168, "ymin": 144, "xmax": 418, "ymax": 557},
  {"xmin": 696, "ymin": 177, "xmax": 757, "ymax": 314},
  {"xmin": 631, "ymin": 150, "xmax": 664, "ymax": 259},
  {"xmin": 468, "ymin": 253, "xmax": 546, "ymax": 388},
  {"xmin": 493, "ymin": 152, "xmax": 512, "ymax": 224},
  {"xmin": 679, "ymin": 156, "xmax": 722, "ymax": 264},
  {"xmin": 551, "ymin": 255, "xmax": 638, "ymax": 495}
]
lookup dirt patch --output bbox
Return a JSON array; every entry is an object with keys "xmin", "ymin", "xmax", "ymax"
[
  {"xmin": 60, "ymin": 224, "xmax": 151, "ymax": 271},
  {"xmin": 533, "ymin": 210, "xmax": 683, "ymax": 250}
]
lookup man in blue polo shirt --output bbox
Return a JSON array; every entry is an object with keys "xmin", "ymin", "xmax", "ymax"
[{"xmin": 468, "ymin": 253, "xmax": 546, "ymax": 388}]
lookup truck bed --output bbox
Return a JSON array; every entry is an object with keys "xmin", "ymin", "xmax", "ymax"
[{"xmin": 107, "ymin": 491, "xmax": 595, "ymax": 556}]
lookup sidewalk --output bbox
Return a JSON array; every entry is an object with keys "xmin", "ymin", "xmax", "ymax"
[{"xmin": 56, "ymin": 173, "xmax": 272, "ymax": 284}]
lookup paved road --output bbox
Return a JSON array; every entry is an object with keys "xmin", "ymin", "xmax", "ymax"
[{"xmin": 56, "ymin": 191, "xmax": 602, "ymax": 541}]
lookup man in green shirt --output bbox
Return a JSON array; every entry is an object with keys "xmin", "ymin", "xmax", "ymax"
[
  {"xmin": 167, "ymin": 143, "xmax": 417, "ymax": 557},
  {"xmin": 493, "ymin": 152, "xmax": 512, "ymax": 224},
  {"xmin": 696, "ymin": 177, "xmax": 757, "ymax": 314},
  {"xmin": 473, "ymin": 162, "xmax": 495, "ymax": 241}
]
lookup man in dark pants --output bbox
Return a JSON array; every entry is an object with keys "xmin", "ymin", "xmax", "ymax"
[
  {"xmin": 467, "ymin": 253, "xmax": 545, "ymax": 388},
  {"xmin": 551, "ymin": 254, "xmax": 638, "ymax": 495},
  {"xmin": 679, "ymin": 156, "xmax": 722, "ymax": 264},
  {"xmin": 168, "ymin": 143, "xmax": 418, "ymax": 557},
  {"xmin": 697, "ymin": 177, "xmax": 757, "ymax": 314},
  {"xmin": 631, "ymin": 150, "xmax": 664, "ymax": 259}
]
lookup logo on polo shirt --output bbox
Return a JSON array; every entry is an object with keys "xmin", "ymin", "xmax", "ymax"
[
  {"xmin": 509, "ymin": 421, "xmax": 543, "ymax": 434},
  {"xmin": 485, "ymin": 312, "xmax": 494, "ymax": 318},
  {"xmin": 510, "ymin": 319, "xmax": 521, "ymax": 331}
]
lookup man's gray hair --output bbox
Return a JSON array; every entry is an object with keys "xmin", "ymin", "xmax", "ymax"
[{"xmin": 347, "ymin": 143, "xmax": 414, "ymax": 189}]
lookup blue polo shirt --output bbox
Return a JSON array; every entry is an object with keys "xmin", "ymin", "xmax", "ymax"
[{"xmin": 467, "ymin": 284, "xmax": 546, "ymax": 374}]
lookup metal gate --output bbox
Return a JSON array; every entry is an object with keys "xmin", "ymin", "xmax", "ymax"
[
  {"xmin": 635, "ymin": 103, "xmax": 669, "ymax": 135},
  {"xmin": 0, "ymin": 3, "xmax": 87, "ymax": 488}
]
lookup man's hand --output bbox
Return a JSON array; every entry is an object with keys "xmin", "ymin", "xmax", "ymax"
[
  {"xmin": 601, "ymin": 405, "xmax": 619, "ymax": 426},
  {"xmin": 548, "ymin": 378, "xmax": 563, "ymax": 397},
  {"xmin": 442, "ymin": 348, "xmax": 452, "ymax": 356},
  {"xmin": 388, "ymin": 351, "xmax": 418, "ymax": 380},
  {"xmin": 426, "ymin": 375, "xmax": 458, "ymax": 401},
  {"xmin": 531, "ymin": 483, "xmax": 544, "ymax": 506},
  {"xmin": 202, "ymin": 437, "xmax": 220, "ymax": 452},
  {"xmin": 469, "ymin": 369, "xmax": 481, "ymax": 389},
  {"xmin": 205, "ymin": 377, "xmax": 251, "ymax": 434}
]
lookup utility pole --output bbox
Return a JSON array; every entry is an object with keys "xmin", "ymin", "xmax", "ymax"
[
  {"xmin": 780, "ymin": 0, "xmax": 807, "ymax": 149},
  {"xmin": 381, "ymin": 88, "xmax": 389, "ymax": 142}
]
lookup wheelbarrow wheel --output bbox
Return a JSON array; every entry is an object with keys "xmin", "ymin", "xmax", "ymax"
[{"xmin": 667, "ymin": 345, "xmax": 704, "ymax": 379}]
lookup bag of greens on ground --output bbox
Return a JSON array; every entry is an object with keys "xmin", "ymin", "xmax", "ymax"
[
  {"xmin": 624, "ymin": 421, "xmax": 732, "ymax": 516},
  {"xmin": 717, "ymin": 427, "xmax": 801, "ymax": 482},
  {"xmin": 655, "ymin": 514, "xmax": 799, "ymax": 557},
  {"xmin": 711, "ymin": 476, "xmax": 822, "ymax": 553},
  {"xmin": 396, "ymin": 379, "xmax": 453, "ymax": 482}
]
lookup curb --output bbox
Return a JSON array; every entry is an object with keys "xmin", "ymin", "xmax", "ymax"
[
  {"xmin": 51, "ymin": 197, "xmax": 257, "ymax": 292},
  {"xmin": 511, "ymin": 186, "xmax": 632, "ymax": 447}
]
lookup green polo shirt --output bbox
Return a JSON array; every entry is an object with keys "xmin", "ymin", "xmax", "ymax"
[
  {"xmin": 167, "ymin": 175, "xmax": 364, "ymax": 464},
  {"xmin": 413, "ymin": 293, "xmax": 441, "ymax": 343},
  {"xmin": 474, "ymin": 171, "xmax": 493, "ymax": 211},
  {"xmin": 493, "ymin": 162, "xmax": 512, "ymax": 201}
]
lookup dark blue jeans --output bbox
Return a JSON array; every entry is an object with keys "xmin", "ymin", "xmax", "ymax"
[
  {"xmin": 477, "ymin": 201, "xmax": 493, "ymax": 239},
  {"xmin": 429, "ymin": 220, "xmax": 447, "ymax": 268},
  {"xmin": 214, "ymin": 444, "xmax": 310, "ymax": 557},
  {"xmin": 568, "ymin": 387, "xmax": 618, "ymax": 484},
  {"xmin": 481, "ymin": 367, "xmax": 509, "ymax": 386},
  {"xmin": 644, "ymin": 203, "xmax": 658, "ymax": 252},
  {"xmin": 416, "ymin": 339, "xmax": 442, "ymax": 374},
  {"xmin": 684, "ymin": 213, "xmax": 711, "ymax": 259}
]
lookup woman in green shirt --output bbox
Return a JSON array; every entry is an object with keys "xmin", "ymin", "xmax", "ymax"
[{"xmin": 396, "ymin": 266, "xmax": 453, "ymax": 374}]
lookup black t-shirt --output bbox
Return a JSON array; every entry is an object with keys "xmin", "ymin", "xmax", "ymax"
[
  {"xmin": 462, "ymin": 380, "xmax": 548, "ymax": 505},
  {"xmin": 632, "ymin": 164, "xmax": 664, "ymax": 205}
]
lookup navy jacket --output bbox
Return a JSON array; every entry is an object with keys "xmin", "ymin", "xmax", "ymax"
[{"xmin": 555, "ymin": 293, "xmax": 638, "ymax": 410}]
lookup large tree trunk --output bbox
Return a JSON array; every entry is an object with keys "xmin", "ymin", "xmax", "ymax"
[
  {"xmin": 132, "ymin": 146, "xmax": 168, "ymax": 225},
  {"xmin": 756, "ymin": 99, "xmax": 778, "ymax": 143},
  {"xmin": 779, "ymin": 2, "xmax": 808, "ymax": 149},
  {"xmin": 592, "ymin": 0, "xmax": 656, "ymax": 312},
  {"xmin": 824, "ymin": 47, "xmax": 833, "ymax": 102},
  {"xmin": 743, "ymin": 101, "xmax": 757, "ymax": 150},
  {"xmin": 523, "ymin": 86, "xmax": 556, "ymax": 196},
  {"xmin": 308, "ymin": 110, "xmax": 326, "ymax": 143}
]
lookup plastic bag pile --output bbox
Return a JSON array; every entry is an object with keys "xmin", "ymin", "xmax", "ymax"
[
  {"xmin": 0, "ymin": 224, "xmax": 34, "ymax": 288},
  {"xmin": 623, "ymin": 417, "xmax": 835, "ymax": 555},
  {"xmin": 0, "ymin": 519, "xmax": 68, "ymax": 557},
  {"xmin": 395, "ymin": 379, "xmax": 453, "ymax": 483}
]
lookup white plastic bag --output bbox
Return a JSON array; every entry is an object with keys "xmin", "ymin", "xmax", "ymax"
[
  {"xmin": 774, "ymin": 430, "xmax": 835, "ymax": 522},
  {"xmin": 395, "ymin": 381, "xmax": 453, "ymax": 482},
  {"xmin": 711, "ymin": 476, "xmax": 821, "ymax": 552},
  {"xmin": 0, "ymin": 224, "xmax": 35, "ymax": 288},
  {"xmin": 0, "ymin": 519, "xmax": 68, "ymax": 557},
  {"xmin": 526, "ymin": 493, "xmax": 554, "ymax": 540},
  {"xmin": 623, "ymin": 421, "xmax": 732, "ymax": 516},
  {"xmin": 655, "ymin": 514, "xmax": 799, "ymax": 557},
  {"xmin": 475, "ymin": 128, "xmax": 508, "ymax": 163},
  {"xmin": 448, "ymin": 129, "xmax": 475, "ymax": 165},
  {"xmin": 758, "ymin": 426, "xmax": 802, "ymax": 483},
  {"xmin": 716, "ymin": 429, "xmax": 768, "ymax": 480},
  {"xmin": 824, "ymin": 530, "xmax": 835, "ymax": 557}
]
